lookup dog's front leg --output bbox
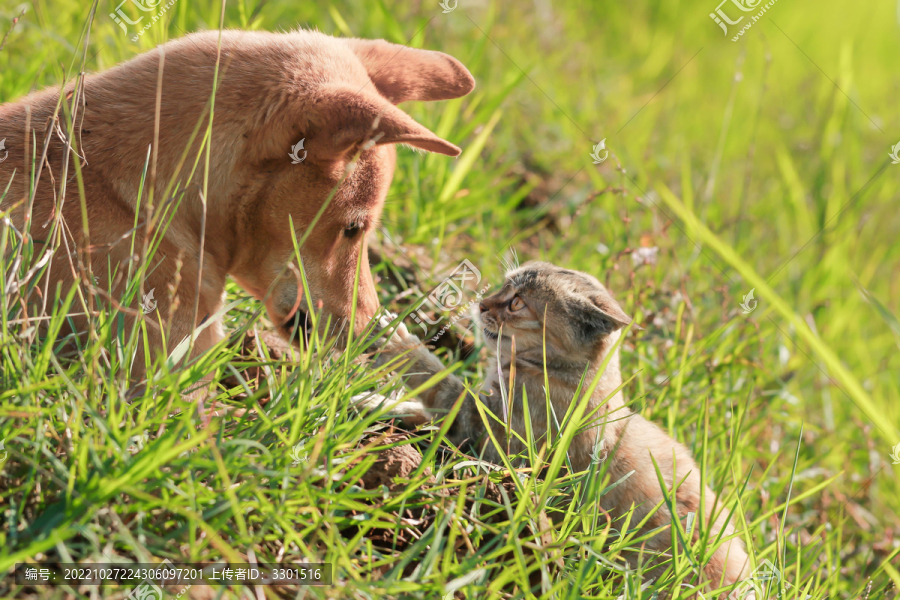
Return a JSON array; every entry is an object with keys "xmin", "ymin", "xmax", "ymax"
[
  {"xmin": 370, "ymin": 318, "xmax": 485, "ymax": 450},
  {"xmin": 131, "ymin": 283, "xmax": 227, "ymax": 399}
]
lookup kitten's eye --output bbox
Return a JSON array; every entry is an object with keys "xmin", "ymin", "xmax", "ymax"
[
  {"xmin": 344, "ymin": 223, "xmax": 362, "ymax": 238},
  {"xmin": 509, "ymin": 296, "xmax": 526, "ymax": 311}
]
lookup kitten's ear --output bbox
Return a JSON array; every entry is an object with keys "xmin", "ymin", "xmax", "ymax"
[{"xmin": 586, "ymin": 294, "xmax": 640, "ymax": 335}]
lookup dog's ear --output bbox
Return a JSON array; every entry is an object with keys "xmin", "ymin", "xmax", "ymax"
[
  {"xmin": 345, "ymin": 39, "xmax": 475, "ymax": 104},
  {"xmin": 306, "ymin": 86, "xmax": 461, "ymax": 158}
]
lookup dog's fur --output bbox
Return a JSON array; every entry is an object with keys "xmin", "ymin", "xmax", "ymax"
[{"xmin": 0, "ymin": 30, "xmax": 474, "ymax": 368}]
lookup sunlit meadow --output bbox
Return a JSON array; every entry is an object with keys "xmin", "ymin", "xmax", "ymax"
[{"xmin": 1, "ymin": 0, "xmax": 898, "ymax": 598}]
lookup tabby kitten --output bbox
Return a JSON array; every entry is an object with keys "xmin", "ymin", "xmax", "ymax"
[{"xmin": 376, "ymin": 261, "xmax": 749, "ymax": 588}]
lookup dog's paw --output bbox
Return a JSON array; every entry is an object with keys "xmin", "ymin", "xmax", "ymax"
[
  {"xmin": 376, "ymin": 311, "xmax": 415, "ymax": 342},
  {"xmin": 352, "ymin": 391, "xmax": 430, "ymax": 426},
  {"xmin": 364, "ymin": 311, "xmax": 412, "ymax": 364},
  {"xmin": 372, "ymin": 312, "xmax": 429, "ymax": 369}
]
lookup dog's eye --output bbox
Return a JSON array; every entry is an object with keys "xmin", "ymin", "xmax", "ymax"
[
  {"xmin": 509, "ymin": 296, "xmax": 525, "ymax": 311},
  {"xmin": 344, "ymin": 223, "xmax": 362, "ymax": 238}
]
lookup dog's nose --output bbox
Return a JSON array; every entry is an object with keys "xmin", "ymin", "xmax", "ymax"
[{"xmin": 282, "ymin": 307, "xmax": 312, "ymax": 340}]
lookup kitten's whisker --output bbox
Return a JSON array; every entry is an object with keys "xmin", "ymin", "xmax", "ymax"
[{"xmin": 498, "ymin": 247, "xmax": 520, "ymax": 276}]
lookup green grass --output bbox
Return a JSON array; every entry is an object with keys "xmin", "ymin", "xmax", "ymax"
[{"xmin": 2, "ymin": 0, "xmax": 899, "ymax": 598}]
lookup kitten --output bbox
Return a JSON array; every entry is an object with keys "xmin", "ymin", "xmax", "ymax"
[{"xmin": 374, "ymin": 261, "xmax": 750, "ymax": 589}]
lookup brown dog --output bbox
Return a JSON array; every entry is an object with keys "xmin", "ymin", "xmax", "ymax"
[{"xmin": 0, "ymin": 30, "xmax": 474, "ymax": 370}]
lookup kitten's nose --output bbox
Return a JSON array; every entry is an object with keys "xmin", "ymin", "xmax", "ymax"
[{"xmin": 478, "ymin": 302, "xmax": 487, "ymax": 313}]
